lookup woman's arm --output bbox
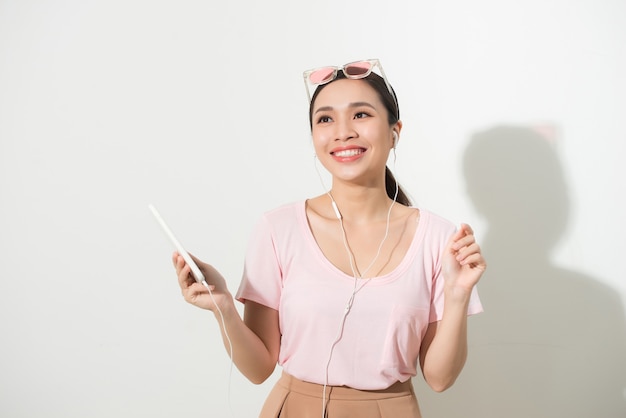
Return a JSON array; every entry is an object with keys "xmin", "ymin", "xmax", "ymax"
[
  {"xmin": 174, "ymin": 253, "xmax": 281, "ymax": 384},
  {"xmin": 418, "ymin": 291, "xmax": 470, "ymax": 392},
  {"xmin": 418, "ymin": 224, "xmax": 486, "ymax": 392}
]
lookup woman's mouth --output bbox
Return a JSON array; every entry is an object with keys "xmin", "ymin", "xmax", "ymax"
[
  {"xmin": 330, "ymin": 147, "xmax": 366, "ymax": 162},
  {"xmin": 332, "ymin": 149, "xmax": 364, "ymax": 158}
]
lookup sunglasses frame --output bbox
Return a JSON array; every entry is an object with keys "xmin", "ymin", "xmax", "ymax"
[{"xmin": 303, "ymin": 59, "xmax": 396, "ymax": 111}]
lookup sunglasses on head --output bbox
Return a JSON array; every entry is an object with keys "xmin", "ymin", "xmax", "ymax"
[{"xmin": 302, "ymin": 59, "xmax": 396, "ymax": 110}]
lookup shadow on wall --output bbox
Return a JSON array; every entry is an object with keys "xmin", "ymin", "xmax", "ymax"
[{"xmin": 414, "ymin": 125, "xmax": 626, "ymax": 418}]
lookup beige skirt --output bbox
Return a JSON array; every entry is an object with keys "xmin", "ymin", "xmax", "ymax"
[{"xmin": 259, "ymin": 372, "xmax": 421, "ymax": 418}]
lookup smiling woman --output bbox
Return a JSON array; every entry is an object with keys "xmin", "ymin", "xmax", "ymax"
[
  {"xmin": 172, "ymin": 59, "xmax": 485, "ymax": 418},
  {"xmin": 307, "ymin": 60, "xmax": 410, "ymax": 209}
]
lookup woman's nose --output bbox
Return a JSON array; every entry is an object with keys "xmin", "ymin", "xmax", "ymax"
[{"xmin": 334, "ymin": 119, "xmax": 356, "ymax": 142}]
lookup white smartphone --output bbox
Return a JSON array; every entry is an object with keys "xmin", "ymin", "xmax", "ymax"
[{"xmin": 148, "ymin": 204, "xmax": 206, "ymax": 284}]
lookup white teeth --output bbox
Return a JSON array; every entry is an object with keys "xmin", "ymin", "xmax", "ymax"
[{"xmin": 334, "ymin": 149, "xmax": 364, "ymax": 157}]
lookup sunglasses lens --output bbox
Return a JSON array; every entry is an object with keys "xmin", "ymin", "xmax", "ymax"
[
  {"xmin": 309, "ymin": 68, "xmax": 336, "ymax": 85},
  {"xmin": 344, "ymin": 61, "xmax": 372, "ymax": 78}
]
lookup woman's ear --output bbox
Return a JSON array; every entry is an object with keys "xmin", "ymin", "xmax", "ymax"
[{"xmin": 391, "ymin": 121, "xmax": 402, "ymax": 149}]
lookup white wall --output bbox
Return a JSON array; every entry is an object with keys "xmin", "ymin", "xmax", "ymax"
[{"xmin": 1, "ymin": 0, "xmax": 625, "ymax": 417}]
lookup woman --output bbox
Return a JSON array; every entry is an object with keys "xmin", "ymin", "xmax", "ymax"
[{"xmin": 173, "ymin": 59, "xmax": 485, "ymax": 417}]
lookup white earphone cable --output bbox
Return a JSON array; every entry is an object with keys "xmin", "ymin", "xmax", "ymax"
[
  {"xmin": 201, "ymin": 280, "xmax": 235, "ymax": 417},
  {"xmin": 314, "ymin": 150, "xmax": 400, "ymax": 418}
]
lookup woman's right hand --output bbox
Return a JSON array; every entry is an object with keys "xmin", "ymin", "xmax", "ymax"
[{"xmin": 172, "ymin": 252, "xmax": 233, "ymax": 313}]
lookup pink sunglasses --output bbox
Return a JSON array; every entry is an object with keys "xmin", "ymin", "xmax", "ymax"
[{"xmin": 302, "ymin": 59, "xmax": 396, "ymax": 108}]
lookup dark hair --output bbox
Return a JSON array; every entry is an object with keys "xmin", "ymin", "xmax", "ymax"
[{"xmin": 308, "ymin": 71, "xmax": 412, "ymax": 206}]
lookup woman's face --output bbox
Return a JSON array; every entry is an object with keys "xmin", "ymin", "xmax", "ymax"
[{"xmin": 310, "ymin": 78, "xmax": 399, "ymax": 186}]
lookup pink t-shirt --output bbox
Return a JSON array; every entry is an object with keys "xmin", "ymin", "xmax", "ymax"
[{"xmin": 235, "ymin": 201, "xmax": 483, "ymax": 390}]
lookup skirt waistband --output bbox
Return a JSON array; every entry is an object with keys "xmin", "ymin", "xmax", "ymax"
[{"xmin": 276, "ymin": 372, "xmax": 414, "ymax": 401}]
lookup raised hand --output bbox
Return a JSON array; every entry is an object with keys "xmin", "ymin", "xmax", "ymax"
[{"xmin": 442, "ymin": 224, "xmax": 486, "ymax": 294}]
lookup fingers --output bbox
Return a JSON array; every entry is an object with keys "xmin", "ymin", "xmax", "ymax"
[
  {"xmin": 451, "ymin": 234, "xmax": 475, "ymax": 252},
  {"xmin": 186, "ymin": 280, "xmax": 210, "ymax": 296},
  {"xmin": 447, "ymin": 224, "xmax": 470, "ymax": 249},
  {"xmin": 451, "ymin": 224, "xmax": 486, "ymax": 268},
  {"xmin": 174, "ymin": 254, "xmax": 196, "ymax": 289},
  {"xmin": 171, "ymin": 251, "xmax": 178, "ymax": 267},
  {"xmin": 455, "ymin": 242, "xmax": 482, "ymax": 266},
  {"xmin": 178, "ymin": 264, "xmax": 209, "ymax": 304},
  {"xmin": 459, "ymin": 223, "xmax": 474, "ymax": 235}
]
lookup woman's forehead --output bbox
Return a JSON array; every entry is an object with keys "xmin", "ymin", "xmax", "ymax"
[{"xmin": 313, "ymin": 79, "xmax": 382, "ymax": 108}]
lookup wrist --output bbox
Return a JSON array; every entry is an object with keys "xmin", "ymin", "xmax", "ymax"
[
  {"xmin": 212, "ymin": 292, "xmax": 237, "ymax": 320},
  {"xmin": 444, "ymin": 285, "xmax": 473, "ymax": 305}
]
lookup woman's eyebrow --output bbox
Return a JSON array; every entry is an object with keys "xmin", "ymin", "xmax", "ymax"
[{"xmin": 314, "ymin": 101, "xmax": 377, "ymax": 115}]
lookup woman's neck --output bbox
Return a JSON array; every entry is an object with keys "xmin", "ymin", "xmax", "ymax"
[{"xmin": 327, "ymin": 185, "xmax": 394, "ymax": 224}]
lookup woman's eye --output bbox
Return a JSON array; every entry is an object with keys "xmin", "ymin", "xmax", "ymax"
[
  {"xmin": 317, "ymin": 115, "xmax": 332, "ymax": 124},
  {"xmin": 354, "ymin": 111, "xmax": 370, "ymax": 119}
]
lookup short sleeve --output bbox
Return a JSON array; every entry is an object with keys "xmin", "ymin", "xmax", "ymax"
[
  {"xmin": 235, "ymin": 215, "xmax": 283, "ymax": 310},
  {"xmin": 429, "ymin": 224, "xmax": 484, "ymax": 323}
]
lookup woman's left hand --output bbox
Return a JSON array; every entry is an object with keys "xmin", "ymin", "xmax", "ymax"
[{"xmin": 442, "ymin": 223, "xmax": 486, "ymax": 293}]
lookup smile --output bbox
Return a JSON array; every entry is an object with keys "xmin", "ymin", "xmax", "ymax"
[{"xmin": 332, "ymin": 149, "xmax": 365, "ymax": 157}]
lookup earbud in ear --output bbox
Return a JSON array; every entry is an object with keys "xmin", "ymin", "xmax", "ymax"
[{"xmin": 392, "ymin": 132, "xmax": 399, "ymax": 148}]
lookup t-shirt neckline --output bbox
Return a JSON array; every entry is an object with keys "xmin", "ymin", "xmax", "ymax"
[{"xmin": 297, "ymin": 200, "xmax": 428, "ymax": 285}]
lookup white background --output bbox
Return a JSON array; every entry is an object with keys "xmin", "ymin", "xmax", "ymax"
[{"xmin": 1, "ymin": 0, "xmax": 625, "ymax": 417}]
